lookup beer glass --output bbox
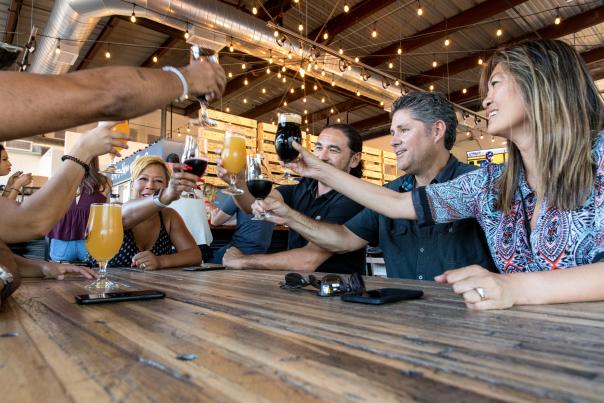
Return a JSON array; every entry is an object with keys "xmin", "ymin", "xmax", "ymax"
[
  {"xmin": 100, "ymin": 121, "xmax": 129, "ymax": 175},
  {"xmin": 221, "ymin": 131, "xmax": 247, "ymax": 195},
  {"xmin": 275, "ymin": 113, "xmax": 302, "ymax": 184},
  {"xmin": 85, "ymin": 203, "xmax": 124, "ymax": 290},
  {"xmin": 246, "ymin": 154, "xmax": 273, "ymax": 220}
]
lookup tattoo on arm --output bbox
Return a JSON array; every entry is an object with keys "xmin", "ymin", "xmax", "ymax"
[{"xmin": 136, "ymin": 69, "xmax": 148, "ymax": 81}]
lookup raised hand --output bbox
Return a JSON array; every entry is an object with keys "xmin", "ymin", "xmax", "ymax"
[
  {"xmin": 252, "ymin": 197, "xmax": 290, "ymax": 225},
  {"xmin": 162, "ymin": 163, "xmax": 199, "ymax": 203},
  {"xmin": 182, "ymin": 59, "xmax": 227, "ymax": 103},
  {"xmin": 69, "ymin": 121, "xmax": 130, "ymax": 163},
  {"xmin": 284, "ymin": 141, "xmax": 330, "ymax": 180}
]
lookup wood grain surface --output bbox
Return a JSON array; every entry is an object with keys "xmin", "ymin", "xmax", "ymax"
[{"xmin": 2, "ymin": 269, "xmax": 603, "ymax": 402}]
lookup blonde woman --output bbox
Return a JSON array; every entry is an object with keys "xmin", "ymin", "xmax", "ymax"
[
  {"xmin": 108, "ymin": 156, "xmax": 201, "ymax": 270},
  {"xmin": 259, "ymin": 39, "xmax": 604, "ymax": 310}
]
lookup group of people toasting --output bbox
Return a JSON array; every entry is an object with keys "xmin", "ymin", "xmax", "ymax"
[{"xmin": 1, "ymin": 38, "xmax": 603, "ymax": 311}]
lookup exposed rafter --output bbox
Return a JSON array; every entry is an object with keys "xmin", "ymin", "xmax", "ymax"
[
  {"xmin": 407, "ymin": 5, "xmax": 604, "ymax": 88},
  {"xmin": 76, "ymin": 17, "xmax": 119, "ymax": 70},
  {"xmin": 3, "ymin": 0, "xmax": 24, "ymax": 44},
  {"xmin": 308, "ymin": 0, "xmax": 397, "ymax": 45},
  {"xmin": 362, "ymin": 0, "xmax": 528, "ymax": 67},
  {"xmin": 307, "ymin": 98, "xmax": 368, "ymax": 125}
]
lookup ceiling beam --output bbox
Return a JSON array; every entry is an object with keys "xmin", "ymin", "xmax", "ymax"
[
  {"xmin": 308, "ymin": 98, "xmax": 369, "ymax": 124},
  {"xmin": 407, "ymin": 5, "xmax": 604, "ymax": 88},
  {"xmin": 140, "ymin": 36, "xmax": 180, "ymax": 67},
  {"xmin": 308, "ymin": 0, "xmax": 397, "ymax": 45},
  {"xmin": 362, "ymin": 0, "xmax": 528, "ymax": 68},
  {"xmin": 3, "ymin": 0, "xmax": 23, "ymax": 44},
  {"xmin": 256, "ymin": 0, "xmax": 292, "ymax": 25},
  {"xmin": 352, "ymin": 112, "xmax": 390, "ymax": 132},
  {"xmin": 241, "ymin": 86, "xmax": 321, "ymax": 118},
  {"xmin": 76, "ymin": 17, "xmax": 120, "ymax": 70}
]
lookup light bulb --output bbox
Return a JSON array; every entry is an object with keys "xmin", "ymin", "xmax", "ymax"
[
  {"xmin": 417, "ymin": 5, "xmax": 423, "ymax": 16},
  {"xmin": 229, "ymin": 44, "xmax": 234, "ymax": 52},
  {"xmin": 105, "ymin": 50, "xmax": 111, "ymax": 59},
  {"xmin": 277, "ymin": 72, "xmax": 282, "ymax": 78},
  {"xmin": 228, "ymin": 71, "xmax": 233, "ymax": 78},
  {"xmin": 462, "ymin": 88, "xmax": 467, "ymax": 94},
  {"xmin": 321, "ymin": 97, "xmax": 325, "ymax": 103},
  {"xmin": 243, "ymin": 98, "xmax": 248, "ymax": 104},
  {"xmin": 356, "ymin": 90, "xmax": 361, "ymax": 96},
  {"xmin": 301, "ymin": 84, "xmax": 305, "ymax": 89},
  {"xmin": 282, "ymin": 66, "xmax": 286, "ymax": 72},
  {"xmin": 288, "ymin": 52, "xmax": 293, "ymax": 60},
  {"xmin": 330, "ymin": 108, "xmax": 334, "ymax": 113},
  {"xmin": 226, "ymin": 106, "xmax": 230, "ymax": 113},
  {"xmin": 432, "ymin": 60, "xmax": 437, "ymax": 68},
  {"xmin": 380, "ymin": 101, "xmax": 384, "ymax": 106},
  {"xmin": 395, "ymin": 80, "xmax": 400, "ymax": 86},
  {"xmin": 304, "ymin": 109, "xmax": 308, "ymax": 114},
  {"xmin": 388, "ymin": 62, "xmax": 393, "ymax": 69},
  {"xmin": 252, "ymin": 6, "xmax": 257, "ymax": 15},
  {"xmin": 244, "ymin": 78, "xmax": 248, "ymax": 85},
  {"xmin": 152, "ymin": 56, "xmax": 158, "ymax": 63},
  {"xmin": 284, "ymin": 101, "xmax": 288, "ymax": 106},
  {"xmin": 344, "ymin": 2, "xmax": 349, "ymax": 12},
  {"xmin": 429, "ymin": 85, "xmax": 434, "ymax": 91},
  {"xmin": 184, "ymin": 30, "xmax": 189, "ymax": 40},
  {"xmin": 496, "ymin": 28, "xmax": 502, "ymax": 37},
  {"xmin": 478, "ymin": 58, "xmax": 483, "ymax": 65},
  {"xmin": 273, "ymin": 30, "xmax": 279, "ymax": 37},
  {"xmin": 298, "ymin": 24, "xmax": 304, "ymax": 32},
  {"xmin": 331, "ymin": 80, "xmax": 335, "ymax": 86},
  {"xmin": 555, "ymin": 15, "xmax": 561, "ymax": 25},
  {"xmin": 303, "ymin": 97, "xmax": 307, "ymax": 103},
  {"xmin": 337, "ymin": 117, "xmax": 341, "ymax": 123},
  {"xmin": 313, "ymin": 84, "xmax": 318, "ymax": 91},
  {"xmin": 290, "ymin": 88, "xmax": 294, "ymax": 94},
  {"xmin": 371, "ymin": 28, "xmax": 377, "ymax": 38},
  {"xmin": 266, "ymin": 67, "xmax": 270, "ymax": 74},
  {"xmin": 339, "ymin": 48, "xmax": 343, "ymax": 55},
  {"xmin": 130, "ymin": 12, "xmax": 136, "ymax": 23},
  {"xmin": 323, "ymin": 32, "xmax": 328, "ymax": 40},
  {"xmin": 444, "ymin": 38, "xmax": 450, "ymax": 47},
  {"xmin": 299, "ymin": 67, "xmax": 305, "ymax": 78},
  {"xmin": 397, "ymin": 48, "xmax": 402, "ymax": 55},
  {"xmin": 282, "ymin": 77, "xmax": 286, "ymax": 83},
  {"xmin": 241, "ymin": 63, "xmax": 246, "ymax": 69}
]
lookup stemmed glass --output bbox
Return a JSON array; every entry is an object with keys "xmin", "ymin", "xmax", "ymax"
[
  {"xmin": 85, "ymin": 203, "xmax": 124, "ymax": 290},
  {"xmin": 221, "ymin": 131, "xmax": 247, "ymax": 195},
  {"xmin": 180, "ymin": 134, "xmax": 208, "ymax": 198},
  {"xmin": 246, "ymin": 154, "xmax": 273, "ymax": 220},
  {"xmin": 99, "ymin": 121, "xmax": 129, "ymax": 175}
]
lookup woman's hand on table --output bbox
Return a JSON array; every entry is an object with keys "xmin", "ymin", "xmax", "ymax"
[
  {"xmin": 41, "ymin": 261, "xmax": 98, "ymax": 280},
  {"xmin": 435, "ymin": 265, "xmax": 516, "ymax": 310},
  {"xmin": 132, "ymin": 251, "xmax": 161, "ymax": 271},
  {"xmin": 223, "ymin": 246, "xmax": 245, "ymax": 269}
]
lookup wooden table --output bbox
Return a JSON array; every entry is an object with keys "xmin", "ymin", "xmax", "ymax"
[{"xmin": 2, "ymin": 269, "xmax": 603, "ymax": 402}]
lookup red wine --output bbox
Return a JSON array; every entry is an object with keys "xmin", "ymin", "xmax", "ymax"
[
  {"xmin": 246, "ymin": 179, "xmax": 273, "ymax": 199},
  {"xmin": 184, "ymin": 158, "xmax": 208, "ymax": 177}
]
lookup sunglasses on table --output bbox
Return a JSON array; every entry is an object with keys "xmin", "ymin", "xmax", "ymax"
[{"xmin": 279, "ymin": 272, "xmax": 366, "ymax": 297}]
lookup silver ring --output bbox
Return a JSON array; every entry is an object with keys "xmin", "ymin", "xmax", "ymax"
[
  {"xmin": 140, "ymin": 262, "xmax": 146, "ymax": 269},
  {"xmin": 475, "ymin": 287, "xmax": 486, "ymax": 301}
]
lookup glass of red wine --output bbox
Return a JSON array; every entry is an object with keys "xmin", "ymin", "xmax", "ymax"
[
  {"xmin": 246, "ymin": 154, "xmax": 273, "ymax": 221},
  {"xmin": 181, "ymin": 135, "xmax": 207, "ymax": 198}
]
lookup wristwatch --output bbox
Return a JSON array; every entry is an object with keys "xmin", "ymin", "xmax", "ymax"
[
  {"xmin": 152, "ymin": 189, "xmax": 169, "ymax": 209},
  {"xmin": 0, "ymin": 264, "xmax": 14, "ymax": 299}
]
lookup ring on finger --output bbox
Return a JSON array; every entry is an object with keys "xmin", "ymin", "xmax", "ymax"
[
  {"xmin": 475, "ymin": 287, "xmax": 486, "ymax": 301},
  {"xmin": 140, "ymin": 262, "xmax": 146, "ymax": 269}
]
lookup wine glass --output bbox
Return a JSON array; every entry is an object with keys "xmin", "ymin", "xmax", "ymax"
[
  {"xmin": 221, "ymin": 131, "xmax": 247, "ymax": 195},
  {"xmin": 100, "ymin": 121, "xmax": 129, "ymax": 175},
  {"xmin": 275, "ymin": 113, "xmax": 302, "ymax": 184},
  {"xmin": 246, "ymin": 154, "xmax": 274, "ymax": 220},
  {"xmin": 181, "ymin": 135, "xmax": 208, "ymax": 198},
  {"xmin": 85, "ymin": 203, "xmax": 124, "ymax": 290}
]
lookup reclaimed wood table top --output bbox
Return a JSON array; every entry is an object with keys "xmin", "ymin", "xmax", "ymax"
[{"xmin": 2, "ymin": 269, "xmax": 604, "ymax": 402}]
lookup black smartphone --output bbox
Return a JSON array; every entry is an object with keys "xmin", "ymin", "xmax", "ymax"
[
  {"xmin": 341, "ymin": 288, "xmax": 423, "ymax": 305},
  {"xmin": 75, "ymin": 290, "xmax": 166, "ymax": 305},
  {"xmin": 182, "ymin": 263, "xmax": 225, "ymax": 272}
]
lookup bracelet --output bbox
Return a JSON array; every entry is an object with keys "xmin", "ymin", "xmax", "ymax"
[
  {"xmin": 4, "ymin": 187, "xmax": 20, "ymax": 195},
  {"xmin": 61, "ymin": 155, "xmax": 90, "ymax": 175},
  {"xmin": 162, "ymin": 66, "xmax": 189, "ymax": 102}
]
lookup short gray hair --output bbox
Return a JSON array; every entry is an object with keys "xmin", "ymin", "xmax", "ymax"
[{"xmin": 390, "ymin": 91, "xmax": 458, "ymax": 150}]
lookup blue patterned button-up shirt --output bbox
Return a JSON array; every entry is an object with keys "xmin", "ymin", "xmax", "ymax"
[{"xmin": 412, "ymin": 133, "xmax": 604, "ymax": 273}]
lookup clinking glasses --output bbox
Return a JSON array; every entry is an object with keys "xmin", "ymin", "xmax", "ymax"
[{"xmin": 280, "ymin": 272, "xmax": 366, "ymax": 297}]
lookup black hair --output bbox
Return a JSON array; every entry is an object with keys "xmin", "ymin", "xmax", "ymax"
[
  {"xmin": 322, "ymin": 124, "xmax": 363, "ymax": 178},
  {"xmin": 165, "ymin": 153, "xmax": 180, "ymax": 163}
]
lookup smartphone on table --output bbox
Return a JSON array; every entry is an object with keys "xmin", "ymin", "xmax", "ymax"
[
  {"xmin": 341, "ymin": 288, "xmax": 423, "ymax": 305},
  {"xmin": 75, "ymin": 290, "xmax": 166, "ymax": 305}
]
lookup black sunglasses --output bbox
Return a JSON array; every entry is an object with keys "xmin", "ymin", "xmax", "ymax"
[{"xmin": 280, "ymin": 272, "xmax": 366, "ymax": 297}]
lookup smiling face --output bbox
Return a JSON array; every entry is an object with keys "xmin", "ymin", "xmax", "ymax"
[
  {"xmin": 313, "ymin": 128, "xmax": 359, "ymax": 174},
  {"xmin": 482, "ymin": 63, "xmax": 530, "ymax": 139},
  {"xmin": 132, "ymin": 164, "xmax": 169, "ymax": 200},
  {"xmin": 0, "ymin": 150, "xmax": 11, "ymax": 176},
  {"xmin": 389, "ymin": 109, "xmax": 439, "ymax": 174}
]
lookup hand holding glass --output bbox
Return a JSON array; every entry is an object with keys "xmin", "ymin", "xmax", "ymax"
[
  {"xmin": 221, "ymin": 132, "xmax": 247, "ymax": 195},
  {"xmin": 246, "ymin": 154, "xmax": 273, "ymax": 220}
]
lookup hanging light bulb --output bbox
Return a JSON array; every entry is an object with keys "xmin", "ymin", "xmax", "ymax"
[
  {"xmin": 397, "ymin": 47, "xmax": 402, "ymax": 55},
  {"xmin": 229, "ymin": 41, "xmax": 234, "ymax": 53},
  {"xmin": 444, "ymin": 38, "xmax": 450, "ymax": 47},
  {"xmin": 478, "ymin": 57, "xmax": 483, "ymax": 65},
  {"xmin": 321, "ymin": 97, "xmax": 325, "ymax": 103},
  {"xmin": 344, "ymin": 2, "xmax": 350, "ymax": 12},
  {"xmin": 266, "ymin": 67, "xmax": 270, "ymax": 74},
  {"xmin": 304, "ymin": 109, "xmax": 308, "ymax": 115},
  {"xmin": 277, "ymin": 71, "xmax": 282, "ymax": 78},
  {"xmin": 491, "ymin": 136, "xmax": 495, "ymax": 143},
  {"xmin": 356, "ymin": 89, "xmax": 361, "ymax": 96},
  {"xmin": 288, "ymin": 51, "xmax": 293, "ymax": 60},
  {"xmin": 371, "ymin": 24, "xmax": 378, "ymax": 39},
  {"xmin": 241, "ymin": 63, "xmax": 246, "ymax": 69},
  {"xmin": 313, "ymin": 84, "xmax": 318, "ymax": 91},
  {"xmin": 330, "ymin": 108, "xmax": 334, "ymax": 113},
  {"xmin": 273, "ymin": 30, "xmax": 279, "ymax": 37},
  {"xmin": 130, "ymin": 5, "xmax": 137, "ymax": 23},
  {"xmin": 321, "ymin": 70, "xmax": 326, "ymax": 77},
  {"xmin": 152, "ymin": 55, "xmax": 158, "ymax": 63},
  {"xmin": 252, "ymin": 5, "xmax": 258, "ymax": 15},
  {"xmin": 244, "ymin": 78, "xmax": 249, "ymax": 85},
  {"xmin": 268, "ymin": 51, "xmax": 273, "ymax": 64},
  {"xmin": 462, "ymin": 88, "xmax": 467, "ymax": 94},
  {"xmin": 184, "ymin": 27, "xmax": 190, "ymax": 40},
  {"xmin": 395, "ymin": 80, "xmax": 400, "ymax": 86},
  {"xmin": 331, "ymin": 79, "xmax": 336, "ymax": 86},
  {"xmin": 298, "ymin": 24, "xmax": 304, "ymax": 32},
  {"xmin": 432, "ymin": 58, "xmax": 437, "ymax": 68},
  {"xmin": 282, "ymin": 77, "xmax": 286, "ymax": 83},
  {"xmin": 338, "ymin": 48, "xmax": 344, "ymax": 55},
  {"xmin": 55, "ymin": 39, "xmax": 61, "ymax": 55},
  {"xmin": 243, "ymin": 98, "xmax": 248, "ymax": 104},
  {"xmin": 282, "ymin": 66, "xmax": 286, "ymax": 72},
  {"xmin": 323, "ymin": 32, "xmax": 329, "ymax": 40},
  {"xmin": 466, "ymin": 131, "xmax": 470, "ymax": 137},
  {"xmin": 417, "ymin": 0, "xmax": 423, "ymax": 16},
  {"xmin": 336, "ymin": 117, "xmax": 341, "ymax": 123},
  {"xmin": 301, "ymin": 84, "xmax": 305, "ymax": 89},
  {"xmin": 354, "ymin": 56, "xmax": 359, "ymax": 63},
  {"xmin": 186, "ymin": 125, "xmax": 191, "ymax": 133},
  {"xmin": 554, "ymin": 9, "xmax": 561, "ymax": 25},
  {"xmin": 290, "ymin": 88, "xmax": 294, "ymax": 94},
  {"xmin": 347, "ymin": 65, "xmax": 352, "ymax": 71},
  {"xmin": 480, "ymin": 134, "xmax": 484, "ymax": 140},
  {"xmin": 429, "ymin": 84, "xmax": 434, "ymax": 91},
  {"xmin": 284, "ymin": 101, "xmax": 288, "ymax": 106},
  {"xmin": 496, "ymin": 27, "xmax": 503, "ymax": 37},
  {"xmin": 388, "ymin": 62, "xmax": 393, "ymax": 69},
  {"xmin": 299, "ymin": 66, "xmax": 305, "ymax": 78},
  {"xmin": 226, "ymin": 106, "xmax": 230, "ymax": 113},
  {"xmin": 105, "ymin": 50, "xmax": 111, "ymax": 59},
  {"xmin": 303, "ymin": 97, "xmax": 307, "ymax": 103},
  {"xmin": 228, "ymin": 71, "xmax": 233, "ymax": 78},
  {"xmin": 380, "ymin": 101, "xmax": 384, "ymax": 107}
]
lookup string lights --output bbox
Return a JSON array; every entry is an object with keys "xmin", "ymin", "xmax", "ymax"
[{"xmin": 417, "ymin": 0, "xmax": 423, "ymax": 16}]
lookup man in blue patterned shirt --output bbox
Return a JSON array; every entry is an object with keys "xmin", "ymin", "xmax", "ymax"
[{"xmin": 257, "ymin": 92, "xmax": 495, "ymax": 279}]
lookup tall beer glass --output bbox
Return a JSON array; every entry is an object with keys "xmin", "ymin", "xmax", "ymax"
[
  {"xmin": 85, "ymin": 203, "xmax": 124, "ymax": 290},
  {"xmin": 221, "ymin": 131, "xmax": 247, "ymax": 195},
  {"xmin": 275, "ymin": 113, "xmax": 302, "ymax": 184}
]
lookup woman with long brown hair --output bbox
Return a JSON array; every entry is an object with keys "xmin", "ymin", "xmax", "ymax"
[
  {"xmin": 48, "ymin": 157, "xmax": 110, "ymax": 262},
  {"xmin": 262, "ymin": 39, "xmax": 604, "ymax": 310}
]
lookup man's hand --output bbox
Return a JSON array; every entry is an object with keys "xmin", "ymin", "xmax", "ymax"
[
  {"xmin": 70, "ymin": 121, "xmax": 131, "ymax": 164},
  {"xmin": 223, "ymin": 246, "xmax": 245, "ymax": 270},
  {"xmin": 215, "ymin": 156, "xmax": 245, "ymax": 187},
  {"xmin": 40, "ymin": 262, "xmax": 98, "ymax": 280},
  {"xmin": 252, "ymin": 197, "xmax": 291, "ymax": 225},
  {"xmin": 285, "ymin": 142, "xmax": 330, "ymax": 181},
  {"xmin": 181, "ymin": 60, "xmax": 227, "ymax": 103},
  {"xmin": 435, "ymin": 265, "xmax": 516, "ymax": 310},
  {"xmin": 132, "ymin": 251, "xmax": 161, "ymax": 271},
  {"xmin": 162, "ymin": 164, "xmax": 199, "ymax": 204}
]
